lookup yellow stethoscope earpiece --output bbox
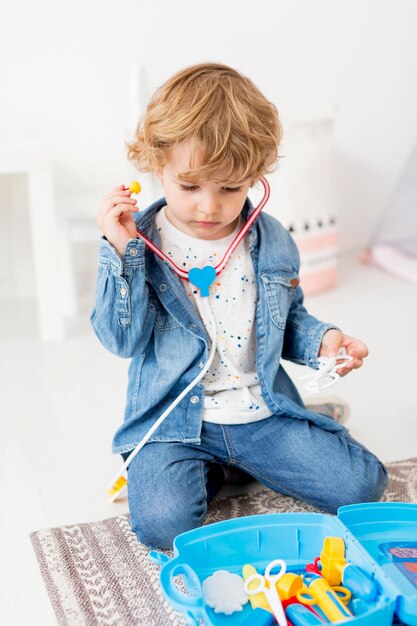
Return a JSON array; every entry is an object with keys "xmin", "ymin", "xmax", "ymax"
[{"xmin": 129, "ymin": 181, "xmax": 141, "ymax": 195}]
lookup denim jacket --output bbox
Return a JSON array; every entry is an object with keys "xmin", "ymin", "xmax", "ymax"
[{"xmin": 90, "ymin": 197, "xmax": 346, "ymax": 454}]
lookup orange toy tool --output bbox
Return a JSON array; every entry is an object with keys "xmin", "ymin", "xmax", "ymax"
[{"xmin": 276, "ymin": 572, "xmax": 304, "ymax": 601}]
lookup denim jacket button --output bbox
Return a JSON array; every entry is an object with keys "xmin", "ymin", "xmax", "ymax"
[
  {"xmin": 129, "ymin": 248, "xmax": 138, "ymax": 256},
  {"xmin": 190, "ymin": 395, "xmax": 199, "ymax": 404},
  {"xmin": 120, "ymin": 287, "xmax": 127, "ymax": 296},
  {"xmin": 159, "ymin": 284, "xmax": 167, "ymax": 292}
]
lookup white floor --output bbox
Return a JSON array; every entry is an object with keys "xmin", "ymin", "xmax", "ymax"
[{"xmin": 1, "ymin": 251, "xmax": 416, "ymax": 625}]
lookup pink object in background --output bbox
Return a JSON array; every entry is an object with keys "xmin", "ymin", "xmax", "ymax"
[
  {"xmin": 295, "ymin": 224, "xmax": 339, "ymax": 295},
  {"xmin": 361, "ymin": 245, "xmax": 417, "ymax": 287},
  {"xmin": 364, "ymin": 143, "xmax": 417, "ymax": 287}
]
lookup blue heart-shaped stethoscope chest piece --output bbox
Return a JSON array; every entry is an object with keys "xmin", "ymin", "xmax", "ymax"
[{"xmin": 188, "ymin": 266, "xmax": 217, "ymax": 297}]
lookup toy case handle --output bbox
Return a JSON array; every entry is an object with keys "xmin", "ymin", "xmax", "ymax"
[
  {"xmin": 150, "ymin": 552, "xmax": 207, "ymax": 626},
  {"xmin": 160, "ymin": 559, "xmax": 205, "ymax": 612}
]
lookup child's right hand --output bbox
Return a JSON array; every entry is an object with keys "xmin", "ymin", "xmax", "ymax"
[{"xmin": 96, "ymin": 185, "xmax": 139, "ymax": 257}]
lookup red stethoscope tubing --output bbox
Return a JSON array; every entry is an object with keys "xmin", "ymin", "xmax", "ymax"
[{"xmin": 135, "ymin": 176, "xmax": 270, "ymax": 279}]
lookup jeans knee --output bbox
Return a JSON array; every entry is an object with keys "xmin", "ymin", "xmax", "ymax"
[
  {"xmin": 130, "ymin": 502, "xmax": 206, "ymax": 549},
  {"xmin": 131, "ymin": 519, "xmax": 172, "ymax": 549},
  {"xmin": 324, "ymin": 457, "xmax": 388, "ymax": 514},
  {"xmin": 357, "ymin": 458, "xmax": 388, "ymax": 502}
]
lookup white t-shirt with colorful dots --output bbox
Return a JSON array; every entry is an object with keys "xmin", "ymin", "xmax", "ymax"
[{"xmin": 155, "ymin": 207, "xmax": 273, "ymax": 424}]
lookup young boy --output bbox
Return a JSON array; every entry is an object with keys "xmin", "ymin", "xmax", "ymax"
[{"xmin": 91, "ymin": 62, "xmax": 387, "ymax": 549}]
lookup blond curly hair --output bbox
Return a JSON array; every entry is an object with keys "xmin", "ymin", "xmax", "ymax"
[{"xmin": 126, "ymin": 62, "xmax": 282, "ymax": 185}]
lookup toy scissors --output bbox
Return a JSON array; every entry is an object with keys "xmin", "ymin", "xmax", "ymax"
[
  {"xmin": 296, "ymin": 573, "xmax": 352, "ymax": 622},
  {"xmin": 244, "ymin": 559, "xmax": 288, "ymax": 626},
  {"xmin": 299, "ymin": 347, "xmax": 353, "ymax": 394}
]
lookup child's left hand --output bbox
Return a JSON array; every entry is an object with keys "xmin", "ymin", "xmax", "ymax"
[{"xmin": 319, "ymin": 329, "xmax": 369, "ymax": 376}]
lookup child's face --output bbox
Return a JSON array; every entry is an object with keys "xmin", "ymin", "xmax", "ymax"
[{"xmin": 156, "ymin": 142, "xmax": 252, "ymax": 240}]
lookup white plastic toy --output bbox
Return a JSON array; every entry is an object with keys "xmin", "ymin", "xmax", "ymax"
[
  {"xmin": 244, "ymin": 559, "xmax": 288, "ymax": 626},
  {"xmin": 300, "ymin": 347, "xmax": 353, "ymax": 394},
  {"xmin": 202, "ymin": 570, "xmax": 248, "ymax": 615}
]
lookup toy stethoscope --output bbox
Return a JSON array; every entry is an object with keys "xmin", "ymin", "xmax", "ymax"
[
  {"xmin": 107, "ymin": 177, "xmax": 271, "ymax": 500},
  {"xmin": 132, "ymin": 176, "xmax": 270, "ymax": 293}
]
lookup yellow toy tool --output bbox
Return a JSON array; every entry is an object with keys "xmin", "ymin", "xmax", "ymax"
[
  {"xmin": 242, "ymin": 565, "xmax": 270, "ymax": 611},
  {"xmin": 297, "ymin": 573, "xmax": 352, "ymax": 622},
  {"xmin": 320, "ymin": 536, "xmax": 378, "ymax": 601},
  {"xmin": 275, "ymin": 572, "xmax": 304, "ymax": 600},
  {"xmin": 320, "ymin": 536, "xmax": 346, "ymax": 585}
]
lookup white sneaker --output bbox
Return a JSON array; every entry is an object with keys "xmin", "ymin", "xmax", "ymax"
[{"xmin": 304, "ymin": 395, "xmax": 350, "ymax": 425}]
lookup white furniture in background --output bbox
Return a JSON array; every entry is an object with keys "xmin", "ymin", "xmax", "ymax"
[
  {"xmin": 0, "ymin": 68, "xmax": 158, "ymax": 340},
  {"xmin": 0, "ymin": 137, "xmax": 65, "ymax": 341}
]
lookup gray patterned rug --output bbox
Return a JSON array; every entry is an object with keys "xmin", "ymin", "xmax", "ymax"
[{"xmin": 30, "ymin": 458, "xmax": 417, "ymax": 626}]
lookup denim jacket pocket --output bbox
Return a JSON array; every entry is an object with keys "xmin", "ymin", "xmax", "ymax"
[
  {"xmin": 147, "ymin": 291, "xmax": 181, "ymax": 331},
  {"xmin": 260, "ymin": 267, "xmax": 300, "ymax": 329}
]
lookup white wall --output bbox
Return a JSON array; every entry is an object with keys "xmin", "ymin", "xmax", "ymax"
[{"xmin": 1, "ymin": 0, "xmax": 417, "ymax": 250}]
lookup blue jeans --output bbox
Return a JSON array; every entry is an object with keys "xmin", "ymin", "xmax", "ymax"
[{"xmin": 122, "ymin": 415, "xmax": 388, "ymax": 549}]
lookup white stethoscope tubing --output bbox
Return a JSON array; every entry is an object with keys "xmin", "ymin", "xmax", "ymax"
[
  {"xmin": 108, "ymin": 177, "xmax": 269, "ymax": 498},
  {"xmin": 107, "ymin": 298, "xmax": 217, "ymax": 496}
]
